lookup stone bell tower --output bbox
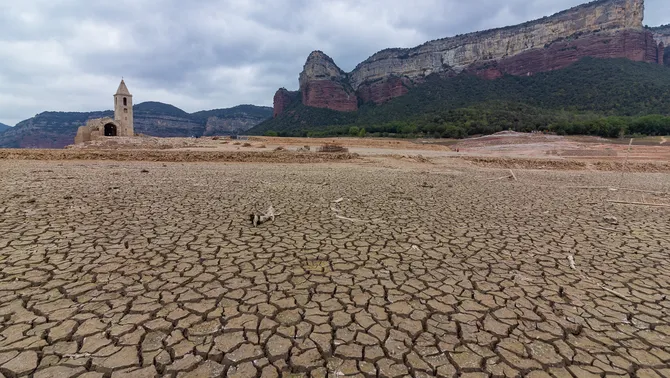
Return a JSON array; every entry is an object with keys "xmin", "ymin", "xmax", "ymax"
[{"xmin": 114, "ymin": 79, "xmax": 134, "ymax": 136}]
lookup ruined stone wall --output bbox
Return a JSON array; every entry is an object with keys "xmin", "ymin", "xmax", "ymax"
[
  {"xmin": 74, "ymin": 126, "xmax": 91, "ymax": 145},
  {"xmin": 73, "ymin": 117, "xmax": 118, "ymax": 145}
]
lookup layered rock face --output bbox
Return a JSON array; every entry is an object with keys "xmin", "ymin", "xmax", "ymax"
[
  {"xmin": 273, "ymin": 88, "xmax": 299, "ymax": 118},
  {"xmin": 467, "ymin": 29, "xmax": 658, "ymax": 78},
  {"xmin": 651, "ymin": 25, "xmax": 670, "ymax": 46},
  {"xmin": 651, "ymin": 25, "xmax": 670, "ymax": 66},
  {"xmin": 348, "ymin": 0, "xmax": 646, "ymax": 88},
  {"xmin": 357, "ymin": 76, "xmax": 412, "ymax": 105},
  {"xmin": 660, "ymin": 42, "xmax": 665, "ymax": 66},
  {"xmin": 273, "ymin": 0, "xmax": 669, "ymax": 116},
  {"xmin": 299, "ymin": 51, "xmax": 358, "ymax": 112}
]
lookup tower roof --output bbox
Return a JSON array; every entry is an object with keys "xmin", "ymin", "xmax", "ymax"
[{"xmin": 115, "ymin": 79, "xmax": 131, "ymax": 96}]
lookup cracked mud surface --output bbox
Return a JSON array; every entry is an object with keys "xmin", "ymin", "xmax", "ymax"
[{"xmin": 1, "ymin": 160, "xmax": 669, "ymax": 377}]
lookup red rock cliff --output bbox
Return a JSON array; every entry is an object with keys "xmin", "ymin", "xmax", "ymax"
[
  {"xmin": 357, "ymin": 77, "xmax": 411, "ymax": 105},
  {"xmin": 468, "ymin": 30, "xmax": 658, "ymax": 78},
  {"xmin": 298, "ymin": 51, "xmax": 357, "ymax": 112},
  {"xmin": 273, "ymin": 88, "xmax": 298, "ymax": 118},
  {"xmin": 273, "ymin": 0, "xmax": 666, "ymax": 112}
]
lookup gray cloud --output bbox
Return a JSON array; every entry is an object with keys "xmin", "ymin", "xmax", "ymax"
[{"xmin": 1, "ymin": 0, "xmax": 667, "ymax": 125}]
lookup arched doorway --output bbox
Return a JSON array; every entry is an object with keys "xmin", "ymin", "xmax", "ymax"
[{"xmin": 104, "ymin": 123, "xmax": 117, "ymax": 136}]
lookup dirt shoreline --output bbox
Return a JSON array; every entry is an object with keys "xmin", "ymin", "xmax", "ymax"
[{"xmin": 0, "ymin": 149, "xmax": 359, "ymax": 163}]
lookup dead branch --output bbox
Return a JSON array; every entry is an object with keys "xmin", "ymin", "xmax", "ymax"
[
  {"xmin": 335, "ymin": 214, "xmax": 367, "ymax": 223},
  {"xmin": 597, "ymin": 226, "xmax": 625, "ymax": 233},
  {"xmin": 250, "ymin": 205, "xmax": 280, "ymax": 227},
  {"xmin": 600, "ymin": 285, "xmax": 628, "ymax": 300},
  {"xmin": 563, "ymin": 186, "xmax": 668, "ymax": 195},
  {"xmin": 606, "ymin": 200, "xmax": 670, "ymax": 208},
  {"xmin": 509, "ymin": 169, "xmax": 517, "ymax": 181},
  {"xmin": 488, "ymin": 176, "xmax": 510, "ymax": 182},
  {"xmin": 63, "ymin": 353, "xmax": 92, "ymax": 359}
]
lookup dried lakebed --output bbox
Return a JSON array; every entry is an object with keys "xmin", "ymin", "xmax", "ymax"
[{"xmin": 0, "ymin": 160, "xmax": 669, "ymax": 377}]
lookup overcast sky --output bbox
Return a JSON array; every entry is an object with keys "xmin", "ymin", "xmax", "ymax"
[{"xmin": 1, "ymin": 0, "xmax": 667, "ymax": 126}]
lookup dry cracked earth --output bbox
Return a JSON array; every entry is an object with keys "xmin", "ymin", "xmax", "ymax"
[{"xmin": 0, "ymin": 160, "xmax": 669, "ymax": 378}]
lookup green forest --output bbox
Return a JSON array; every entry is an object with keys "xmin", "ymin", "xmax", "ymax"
[{"xmin": 250, "ymin": 58, "xmax": 670, "ymax": 138}]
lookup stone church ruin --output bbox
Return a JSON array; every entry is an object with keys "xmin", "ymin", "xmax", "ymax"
[{"xmin": 75, "ymin": 79, "xmax": 134, "ymax": 144}]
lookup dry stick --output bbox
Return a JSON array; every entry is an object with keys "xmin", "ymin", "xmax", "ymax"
[
  {"xmin": 599, "ymin": 285, "xmax": 629, "ymax": 300},
  {"xmin": 489, "ymin": 176, "xmax": 511, "ymax": 182},
  {"xmin": 618, "ymin": 187, "xmax": 669, "ymax": 195},
  {"xmin": 567, "ymin": 255, "xmax": 630, "ymax": 299},
  {"xmin": 597, "ymin": 226, "xmax": 625, "ymax": 233},
  {"xmin": 335, "ymin": 214, "xmax": 367, "ymax": 223},
  {"xmin": 564, "ymin": 186, "xmax": 668, "ymax": 195},
  {"xmin": 615, "ymin": 138, "xmax": 634, "ymax": 202},
  {"xmin": 509, "ymin": 169, "xmax": 517, "ymax": 181},
  {"xmin": 62, "ymin": 353, "xmax": 92, "ymax": 359},
  {"xmin": 606, "ymin": 200, "xmax": 670, "ymax": 208}
]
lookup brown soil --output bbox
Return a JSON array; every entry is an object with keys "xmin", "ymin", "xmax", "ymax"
[
  {"xmin": 0, "ymin": 149, "xmax": 358, "ymax": 163},
  {"xmin": 1, "ymin": 159, "xmax": 669, "ymax": 376},
  {"xmin": 4, "ymin": 132, "xmax": 670, "ymax": 172}
]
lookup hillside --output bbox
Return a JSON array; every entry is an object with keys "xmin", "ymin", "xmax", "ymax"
[
  {"xmin": 0, "ymin": 103, "xmax": 272, "ymax": 148},
  {"xmin": 191, "ymin": 105, "xmax": 276, "ymax": 136},
  {"xmin": 0, "ymin": 123, "xmax": 11, "ymax": 134},
  {"xmin": 273, "ymin": 0, "xmax": 665, "ymax": 115},
  {"xmin": 250, "ymin": 58, "xmax": 670, "ymax": 138}
]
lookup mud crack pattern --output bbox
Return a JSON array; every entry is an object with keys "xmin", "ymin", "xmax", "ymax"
[{"xmin": 0, "ymin": 161, "xmax": 669, "ymax": 377}]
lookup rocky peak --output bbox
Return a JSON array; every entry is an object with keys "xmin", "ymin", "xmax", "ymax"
[{"xmin": 299, "ymin": 51, "xmax": 347, "ymax": 88}]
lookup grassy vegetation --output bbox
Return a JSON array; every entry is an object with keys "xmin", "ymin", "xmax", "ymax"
[{"xmin": 249, "ymin": 58, "xmax": 670, "ymax": 138}]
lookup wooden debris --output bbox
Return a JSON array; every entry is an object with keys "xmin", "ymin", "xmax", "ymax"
[
  {"xmin": 567, "ymin": 255, "xmax": 576, "ymax": 270},
  {"xmin": 565, "ymin": 186, "xmax": 668, "ymax": 195},
  {"xmin": 62, "ymin": 353, "xmax": 92, "ymax": 359},
  {"xmin": 606, "ymin": 200, "xmax": 670, "ymax": 208},
  {"xmin": 600, "ymin": 285, "xmax": 628, "ymax": 300},
  {"xmin": 335, "ymin": 214, "xmax": 366, "ymax": 223},
  {"xmin": 603, "ymin": 215, "xmax": 619, "ymax": 225},
  {"xmin": 251, "ymin": 205, "xmax": 280, "ymax": 227},
  {"xmin": 597, "ymin": 226, "xmax": 625, "ymax": 233},
  {"xmin": 509, "ymin": 169, "xmax": 517, "ymax": 181}
]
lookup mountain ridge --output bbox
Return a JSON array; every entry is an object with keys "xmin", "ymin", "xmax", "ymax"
[
  {"xmin": 0, "ymin": 102, "xmax": 272, "ymax": 149},
  {"xmin": 251, "ymin": 58, "xmax": 670, "ymax": 137},
  {"xmin": 273, "ymin": 0, "xmax": 665, "ymax": 115}
]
